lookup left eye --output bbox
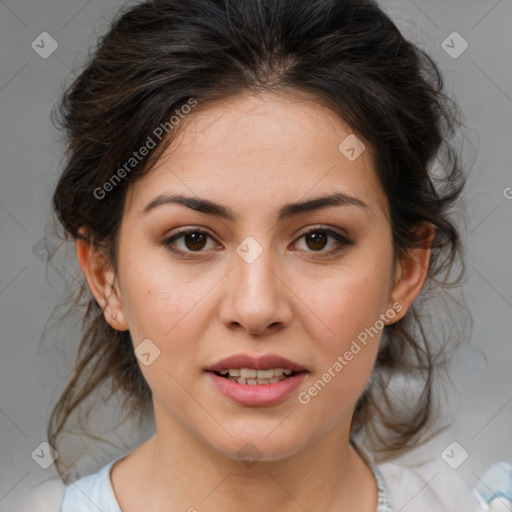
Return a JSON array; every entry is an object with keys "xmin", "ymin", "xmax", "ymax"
[
  {"xmin": 162, "ymin": 228, "xmax": 353, "ymax": 257},
  {"xmin": 294, "ymin": 228, "xmax": 353, "ymax": 254}
]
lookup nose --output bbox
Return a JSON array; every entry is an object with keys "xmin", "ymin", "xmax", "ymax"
[{"xmin": 218, "ymin": 246, "xmax": 293, "ymax": 336}]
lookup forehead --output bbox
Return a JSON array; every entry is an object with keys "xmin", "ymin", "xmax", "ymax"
[{"xmin": 125, "ymin": 92, "xmax": 389, "ymax": 220}]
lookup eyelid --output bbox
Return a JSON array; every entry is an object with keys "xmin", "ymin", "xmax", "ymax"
[
  {"xmin": 291, "ymin": 226, "xmax": 354, "ymax": 256},
  {"xmin": 162, "ymin": 227, "xmax": 218, "ymax": 255},
  {"xmin": 294, "ymin": 224, "xmax": 350, "ymax": 241}
]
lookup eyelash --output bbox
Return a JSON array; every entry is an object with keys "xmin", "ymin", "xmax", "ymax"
[{"xmin": 162, "ymin": 227, "xmax": 354, "ymax": 259}]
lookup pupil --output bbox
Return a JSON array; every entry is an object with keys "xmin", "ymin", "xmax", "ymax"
[
  {"xmin": 307, "ymin": 232, "xmax": 327, "ymax": 251},
  {"xmin": 185, "ymin": 232, "xmax": 206, "ymax": 251}
]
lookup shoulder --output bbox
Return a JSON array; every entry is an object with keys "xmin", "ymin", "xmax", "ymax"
[
  {"xmin": 8, "ymin": 459, "xmax": 122, "ymax": 512},
  {"xmin": 3, "ymin": 478, "xmax": 66, "ymax": 512},
  {"xmin": 376, "ymin": 456, "xmax": 482, "ymax": 512},
  {"xmin": 60, "ymin": 459, "xmax": 121, "ymax": 512}
]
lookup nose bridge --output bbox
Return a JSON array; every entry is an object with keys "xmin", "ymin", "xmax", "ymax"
[
  {"xmin": 222, "ymin": 236, "xmax": 292, "ymax": 334},
  {"xmin": 235, "ymin": 237, "xmax": 280, "ymax": 304}
]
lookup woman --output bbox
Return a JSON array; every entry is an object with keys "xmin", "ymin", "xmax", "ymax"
[{"xmin": 19, "ymin": 0, "xmax": 501, "ymax": 510}]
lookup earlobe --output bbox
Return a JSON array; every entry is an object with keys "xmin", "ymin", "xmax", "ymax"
[
  {"xmin": 75, "ymin": 230, "xmax": 129, "ymax": 331},
  {"xmin": 386, "ymin": 222, "xmax": 435, "ymax": 324}
]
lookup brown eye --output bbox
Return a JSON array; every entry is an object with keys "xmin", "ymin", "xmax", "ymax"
[
  {"xmin": 183, "ymin": 232, "xmax": 208, "ymax": 251},
  {"xmin": 304, "ymin": 231, "xmax": 329, "ymax": 251},
  {"xmin": 163, "ymin": 229, "xmax": 217, "ymax": 257},
  {"xmin": 294, "ymin": 228, "xmax": 354, "ymax": 256}
]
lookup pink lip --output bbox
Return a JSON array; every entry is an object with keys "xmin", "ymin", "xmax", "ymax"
[
  {"xmin": 207, "ymin": 371, "xmax": 307, "ymax": 407},
  {"xmin": 206, "ymin": 353, "xmax": 307, "ymax": 372},
  {"xmin": 205, "ymin": 354, "xmax": 308, "ymax": 406}
]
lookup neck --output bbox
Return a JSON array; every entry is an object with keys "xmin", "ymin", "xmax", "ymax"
[{"xmin": 127, "ymin": 405, "xmax": 378, "ymax": 512}]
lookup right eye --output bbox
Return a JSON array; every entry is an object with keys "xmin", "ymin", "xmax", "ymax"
[{"xmin": 163, "ymin": 229, "xmax": 220, "ymax": 258}]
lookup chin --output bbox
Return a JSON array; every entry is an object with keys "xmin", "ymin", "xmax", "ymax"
[{"xmin": 201, "ymin": 423, "xmax": 312, "ymax": 465}]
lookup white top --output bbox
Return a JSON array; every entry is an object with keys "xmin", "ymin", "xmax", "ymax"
[{"xmin": 7, "ymin": 446, "xmax": 505, "ymax": 512}]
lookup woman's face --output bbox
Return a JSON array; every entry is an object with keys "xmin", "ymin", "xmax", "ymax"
[{"xmin": 95, "ymin": 92, "xmax": 426, "ymax": 461}]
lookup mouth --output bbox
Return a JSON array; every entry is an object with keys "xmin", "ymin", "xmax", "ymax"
[
  {"xmin": 205, "ymin": 354, "xmax": 308, "ymax": 406},
  {"xmin": 212, "ymin": 367, "xmax": 304, "ymax": 385},
  {"xmin": 206, "ymin": 353, "xmax": 307, "ymax": 378}
]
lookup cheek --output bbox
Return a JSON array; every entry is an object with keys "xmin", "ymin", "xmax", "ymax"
[
  {"xmin": 305, "ymin": 266, "xmax": 391, "ymax": 342},
  {"xmin": 117, "ymin": 241, "xmax": 206, "ymax": 336},
  {"xmin": 119, "ymin": 271, "xmax": 210, "ymax": 401},
  {"xmin": 298, "ymin": 274, "xmax": 388, "ymax": 413},
  {"xmin": 326, "ymin": 277, "xmax": 388, "ymax": 337},
  {"xmin": 297, "ymin": 249, "xmax": 393, "ymax": 385},
  {"xmin": 123, "ymin": 279, "xmax": 209, "ymax": 346},
  {"xmin": 117, "ymin": 257, "xmax": 226, "ymax": 388}
]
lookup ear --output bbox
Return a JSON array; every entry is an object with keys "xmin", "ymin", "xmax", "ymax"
[
  {"xmin": 75, "ymin": 228, "xmax": 129, "ymax": 331},
  {"xmin": 386, "ymin": 222, "xmax": 436, "ymax": 324}
]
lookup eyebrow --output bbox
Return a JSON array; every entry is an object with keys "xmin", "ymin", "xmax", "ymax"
[{"xmin": 141, "ymin": 192, "xmax": 368, "ymax": 222}]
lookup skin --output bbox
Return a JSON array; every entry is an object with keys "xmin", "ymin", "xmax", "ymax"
[{"xmin": 77, "ymin": 91, "xmax": 434, "ymax": 512}]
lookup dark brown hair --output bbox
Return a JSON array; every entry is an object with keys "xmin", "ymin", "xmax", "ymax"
[{"xmin": 48, "ymin": 0, "xmax": 469, "ymax": 482}]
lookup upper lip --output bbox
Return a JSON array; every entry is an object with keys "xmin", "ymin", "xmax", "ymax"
[{"xmin": 206, "ymin": 354, "xmax": 307, "ymax": 372}]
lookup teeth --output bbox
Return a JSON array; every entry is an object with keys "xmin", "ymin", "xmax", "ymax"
[
  {"xmin": 257, "ymin": 377, "xmax": 281, "ymax": 384},
  {"xmin": 222, "ymin": 368, "xmax": 292, "ymax": 378},
  {"xmin": 240, "ymin": 368, "xmax": 257, "ymax": 379},
  {"xmin": 256, "ymin": 369, "xmax": 275, "ymax": 379},
  {"xmin": 218, "ymin": 367, "xmax": 297, "ymax": 385}
]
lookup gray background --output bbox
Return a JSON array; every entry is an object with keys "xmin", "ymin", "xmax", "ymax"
[{"xmin": 1, "ymin": 0, "xmax": 511, "ymax": 508}]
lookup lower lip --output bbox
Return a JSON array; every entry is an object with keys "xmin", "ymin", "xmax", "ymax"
[{"xmin": 207, "ymin": 371, "xmax": 307, "ymax": 406}]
